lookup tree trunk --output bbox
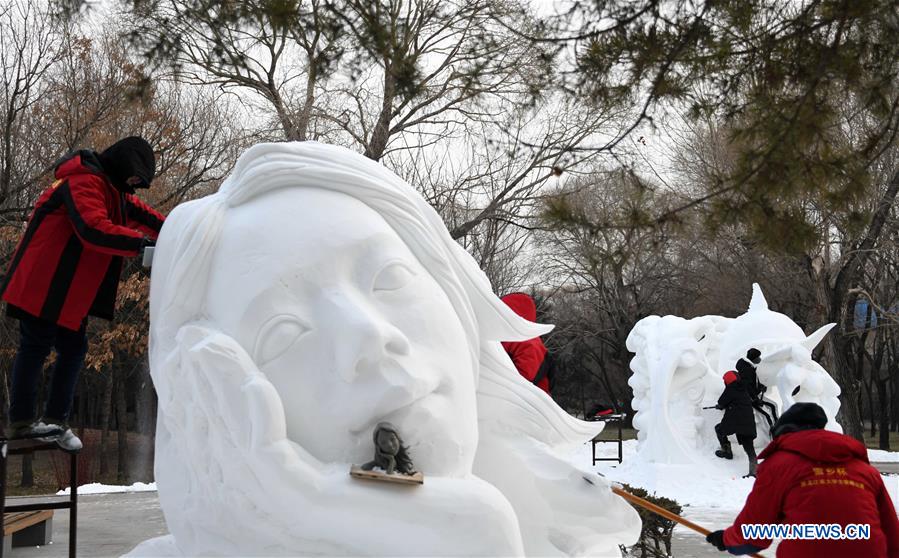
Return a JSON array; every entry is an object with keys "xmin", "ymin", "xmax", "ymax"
[
  {"xmin": 135, "ymin": 363, "xmax": 153, "ymax": 435},
  {"xmin": 809, "ymin": 264, "xmax": 864, "ymax": 440},
  {"xmin": 893, "ymin": 376, "xmax": 899, "ymax": 432},
  {"xmin": 828, "ymin": 333, "xmax": 865, "ymax": 440},
  {"xmin": 364, "ymin": 66, "xmax": 396, "ymax": 161},
  {"xmin": 1, "ymin": 359, "xmax": 9, "ymax": 420},
  {"xmin": 20, "ymin": 454, "xmax": 33, "ymax": 488},
  {"xmin": 116, "ymin": 373, "xmax": 128, "ymax": 484},
  {"xmin": 98, "ymin": 371, "xmax": 114, "ymax": 477},
  {"xmin": 579, "ymin": 363, "xmax": 586, "ymax": 418},
  {"xmin": 867, "ymin": 378, "xmax": 876, "ymax": 439},
  {"xmin": 296, "ymin": 49, "xmax": 319, "ymax": 141},
  {"xmin": 878, "ymin": 378, "xmax": 890, "ymax": 450}
]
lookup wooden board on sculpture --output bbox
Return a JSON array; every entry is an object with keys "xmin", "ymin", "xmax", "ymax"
[{"xmin": 350, "ymin": 465, "xmax": 424, "ymax": 485}]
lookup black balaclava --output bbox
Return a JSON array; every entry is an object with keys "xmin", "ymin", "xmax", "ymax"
[
  {"xmin": 97, "ymin": 136, "xmax": 156, "ymax": 194},
  {"xmin": 770, "ymin": 402, "xmax": 828, "ymax": 438},
  {"xmin": 746, "ymin": 348, "xmax": 761, "ymax": 365}
]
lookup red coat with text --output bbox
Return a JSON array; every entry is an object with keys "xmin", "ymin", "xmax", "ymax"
[
  {"xmin": 500, "ymin": 293, "xmax": 550, "ymax": 394},
  {"xmin": 1, "ymin": 151, "xmax": 164, "ymax": 330},
  {"xmin": 723, "ymin": 429, "xmax": 899, "ymax": 557}
]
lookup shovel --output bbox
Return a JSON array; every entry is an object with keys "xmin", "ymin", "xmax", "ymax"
[{"xmin": 610, "ymin": 483, "xmax": 766, "ymax": 558}]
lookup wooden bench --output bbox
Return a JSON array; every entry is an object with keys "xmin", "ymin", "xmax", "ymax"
[{"xmin": 3, "ymin": 510, "xmax": 53, "ymax": 554}]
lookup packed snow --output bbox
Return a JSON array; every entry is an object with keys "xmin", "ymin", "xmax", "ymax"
[
  {"xmin": 870, "ymin": 449, "xmax": 899, "ymax": 463},
  {"xmin": 56, "ymin": 482, "xmax": 157, "ymax": 495},
  {"xmin": 577, "ymin": 440, "xmax": 899, "ymax": 528}
]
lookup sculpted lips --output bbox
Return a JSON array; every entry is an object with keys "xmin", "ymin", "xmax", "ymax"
[{"xmin": 348, "ymin": 358, "xmax": 442, "ymax": 435}]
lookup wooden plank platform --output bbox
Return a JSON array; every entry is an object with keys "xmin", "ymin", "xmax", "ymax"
[{"xmin": 350, "ymin": 465, "xmax": 424, "ymax": 485}]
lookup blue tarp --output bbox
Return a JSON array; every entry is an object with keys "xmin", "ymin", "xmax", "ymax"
[{"xmin": 853, "ymin": 299, "xmax": 878, "ymax": 330}]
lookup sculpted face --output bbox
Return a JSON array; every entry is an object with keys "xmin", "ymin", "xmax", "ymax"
[
  {"xmin": 378, "ymin": 431, "xmax": 400, "ymax": 456},
  {"xmin": 204, "ymin": 188, "xmax": 477, "ymax": 476}
]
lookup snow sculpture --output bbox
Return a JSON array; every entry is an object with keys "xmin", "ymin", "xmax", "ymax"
[
  {"xmin": 717, "ymin": 284, "xmax": 841, "ymax": 435},
  {"xmin": 128, "ymin": 142, "xmax": 641, "ymax": 557},
  {"xmin": 627, "ymin": 283, "xmax": 841, "ymax": 465},
  {"xmin": 627, "ymin": 315, "xmax": 718, "ymax": 463}
]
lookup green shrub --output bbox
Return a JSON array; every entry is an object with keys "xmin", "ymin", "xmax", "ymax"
[{"xmin": 620, "ymin": 484, "xmax": 683, "ymax": 558}]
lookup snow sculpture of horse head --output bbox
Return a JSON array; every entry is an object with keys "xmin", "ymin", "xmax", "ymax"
[
  {"xmin": 717, "ymin": 284, "xmax": 842, "ymax": 439},
  {"xmin": 627, "ymin": 283, "xmax": 841, "ymax": 465}
]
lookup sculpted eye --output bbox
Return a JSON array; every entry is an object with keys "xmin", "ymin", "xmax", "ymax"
[
  {"xmin": 373, "ymin": 262, "xmax": 416, "ymax": 292},
  {"xmin": 254, "ymin": 315, "xmax": 310, "ymax": 366}
]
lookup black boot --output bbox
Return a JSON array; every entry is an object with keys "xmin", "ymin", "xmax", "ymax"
[
  {"xmin": 715, "ymin": 438, "xmax": 733, "ymax": 459},
  {"xmin": 741, "ymin": 440, "xmax": 758, "ymax": 477}
]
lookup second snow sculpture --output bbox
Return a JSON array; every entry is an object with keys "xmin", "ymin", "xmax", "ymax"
[
  {"xmin": 627, "ymin": 315, "xmax": 719, "ymax": 464},
  {"xmin": 131, "ymin": 142, "xmax": 641, "ymax": 557},
  {"xmin": 627, "ymin": 284, "xmax": 841, "ymax": 465}
]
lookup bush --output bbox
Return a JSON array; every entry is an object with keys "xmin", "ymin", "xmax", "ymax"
[
  {"xmin": 620, "ymin": 483, "xmax": 683, "ymax": 558},
  {"xmin": 50, "ymin": 430, "xmax": 100, "ymax": 490}
]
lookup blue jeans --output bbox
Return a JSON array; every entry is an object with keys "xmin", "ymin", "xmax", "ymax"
[{"xmin": 8, "ymin": 314, "xmax": 87, "ymax": 424}]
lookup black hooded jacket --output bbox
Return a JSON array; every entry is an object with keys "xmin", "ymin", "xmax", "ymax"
[
  {"xmin": 736, "ymin": 357, "xmax": 763, "ymax": 400},
  {"xmin": 97, "ymin": 136, "xmax": 156, "ymax": 194},
  {"xmin": 717, "ymin": 378, "xmax": 757, "ymax": 438}
]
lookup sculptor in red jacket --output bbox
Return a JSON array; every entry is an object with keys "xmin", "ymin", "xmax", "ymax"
[
  {"xmin": 706, "ymin": 402, "xmax": 899, "ymax": 557},
  {"xmin": 500, "ymin": 292, "xmax": 550, "ymax": 395},
  {"xmin": 1, "ymin": 145, "xmax": 163, "ymax": 330},
  {"xmin": 2, "ymin": 137, "xmax": 165, "ymax": 449}
]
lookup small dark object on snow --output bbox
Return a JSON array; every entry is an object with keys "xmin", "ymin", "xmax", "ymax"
[
  {"xmin": 350, "ymin": 422, "xmax": 422, "ymax": 485},
  {"xmin": 361, "ymin": 422, "xmax": 415, "ymax": 475}
]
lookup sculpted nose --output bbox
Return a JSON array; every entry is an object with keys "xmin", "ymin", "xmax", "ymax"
[{"xmin": 332, "ymin": 295, "xmax": 411, "ymax": 381}]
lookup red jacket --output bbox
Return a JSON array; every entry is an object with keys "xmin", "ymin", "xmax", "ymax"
[
  {"xmin": 1, "ymin": 151, "xmax": 164, "ymax": 330},
  {"xmin": 500, "ymin": 293, "xmax": 550, "ymax": 394},
  {"xmin": 723, "ymin": 429, "xmax": 899, "ymax": 557}
]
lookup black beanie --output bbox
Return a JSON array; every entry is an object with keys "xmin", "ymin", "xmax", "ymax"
[
  {"xmin": 747, "ymin": 348, "xmax": 761, "ymax": 364},
  {"xmin": 98, "ymin": 136, "xmax": 155, "ymax": 192},
  {"xmin": 771, "ymin": 402, "xmax": 828, "ymax": 438}
]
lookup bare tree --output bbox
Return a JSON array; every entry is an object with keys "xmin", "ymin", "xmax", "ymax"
[
  {"xmin": 323, "ymin": 0, "xmax": 549, "ymax": 161},
  {"xmin": 0, "ymin": 0, "xmax": 62, "ymax": 210},
  {"xmin": 130, "ymin": 0, "xmax": 345, "ymax": 141}
]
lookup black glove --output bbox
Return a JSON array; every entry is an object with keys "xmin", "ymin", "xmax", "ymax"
[{"xmin": 706, "ymin": 530, "xmax": 726, "ymax": 551}]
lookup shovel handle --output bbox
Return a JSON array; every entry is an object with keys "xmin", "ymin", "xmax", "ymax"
[{"xmin": 611, "ymin": 486, "xmax": 766, "ymax": 558}]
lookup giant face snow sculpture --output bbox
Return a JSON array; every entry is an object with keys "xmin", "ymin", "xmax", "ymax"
[
  {"xmin": 131, "ymin": 142, "xmax": 641, "ymax": 557},
  {"xmin": 204, "ymin": 188, "xmax": 478, "ymax": 476},
  {"xmin": 627, "ymin": 283, "xmax": 841, "ymax": 465}
]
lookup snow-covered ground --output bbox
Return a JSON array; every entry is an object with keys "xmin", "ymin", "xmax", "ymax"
[
  {"xmin": 869, "ymin": 449, "xmax": 899, "ymax": 462},
  {"xmin": 575, "ymin": 439, "xmax": 899, "ymax": 513},
  {"xmin": 574, "ymin": 440, "xmax": 756, "ymax": 517},
  {"xmin": 56, "ymin": 481, "xmax": 157, "ymax": 496},
  {"xmin": 574, "ymin": 438, "xmax": 899, "ymax": 555}
]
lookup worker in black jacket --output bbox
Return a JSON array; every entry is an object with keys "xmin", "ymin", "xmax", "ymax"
[
  {"xmin": 714, "ymin": 370, "xmax": 758, "ymax": 477},
  {"xmin": 736, "ymin": 347, "xmax": 778, "ymax": 429}
]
